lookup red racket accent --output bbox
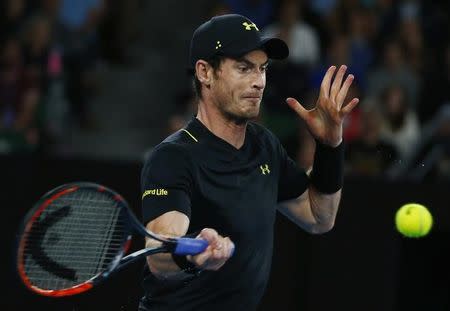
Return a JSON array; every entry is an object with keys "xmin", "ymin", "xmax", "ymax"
[{"xmin": 21, "ymin": 278, "xmax": 93, "ymax": 297}]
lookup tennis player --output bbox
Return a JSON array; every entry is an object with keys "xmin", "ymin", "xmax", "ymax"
[{"xmin": 139, "ymin": 14, "xmax": 359, "ymax": 310}]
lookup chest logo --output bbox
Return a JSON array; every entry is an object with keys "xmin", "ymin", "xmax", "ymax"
[{"xmin": 260, "ymin": 164, "xmax": 270, "ymax": 175}]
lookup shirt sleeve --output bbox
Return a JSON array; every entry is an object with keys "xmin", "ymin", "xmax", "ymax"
[
  {"xmin": 141, "ymin": 143, "xmax": 193, "ymax": 225},
  {"xmin": 277, "ymin": 141, "xmax": 309, "ymax": 202}
]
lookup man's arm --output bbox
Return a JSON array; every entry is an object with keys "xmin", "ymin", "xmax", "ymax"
[
  {"xmin": 145, "ymin": 211, "xmax": 190, "ymax": 279},
  {"xmin": 278, "ymin": 141, "xmax": 344, "ymax": 234},
  {"xmin": 280, "ymin": 65, "xmax": 359, "ymax": 233},
  {"xmin": 277, "ymin": 188, "xmax": 341, "ymax": 234}
]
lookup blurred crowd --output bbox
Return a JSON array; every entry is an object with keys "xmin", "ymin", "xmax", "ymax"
[
  {"xmin": 167, "ymin": 0, "xmax": 450, "ymax": 181},
  {"xmin": 0, "ymin": 0, "xmax": 137, "ymax": 155},
  {"xmin": 2, "ymin": 0, "xmax": 449, "ymax": 182}
]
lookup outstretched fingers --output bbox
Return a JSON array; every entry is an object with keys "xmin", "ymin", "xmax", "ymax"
[
  {"xmin": 320, "ymin": 66, "xmax": 337, "ymax": 98},
  {"xmin": 330, "ymin": 65, "xmax": 347, "ymax": 101},
  {"xmin": 341, "ymin": 98, "xmax": 360, "ymax": 115},
  {"xmin": 336, "ymin": 74, "xmax": 355, "ymax": 109}
]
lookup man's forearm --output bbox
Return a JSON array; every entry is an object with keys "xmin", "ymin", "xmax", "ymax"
[
  {"xmin": 308, "ymin": 187, "xmax": 341, "ymax": 233},
  {"xmin": 277, "ymin": 187, "xmax": 340, "ymax": 234},
  {"xmin": 144, "ymin": 211, "xmax": 193, "ymax": 279}
]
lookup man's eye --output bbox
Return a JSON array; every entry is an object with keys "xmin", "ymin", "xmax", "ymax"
[{"xmin": 239, "ymin": 66, "xmax": 249, "ymax": 72}]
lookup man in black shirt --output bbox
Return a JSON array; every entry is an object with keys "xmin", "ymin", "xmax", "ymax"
[{"xmin": 139, "ymin": 14, "xmax": 359, "ymax": 310}]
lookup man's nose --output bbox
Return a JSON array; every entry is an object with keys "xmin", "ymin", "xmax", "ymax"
[{"xmin": 252, "ymin": 72, "xmax": 265, "ymax": 90}]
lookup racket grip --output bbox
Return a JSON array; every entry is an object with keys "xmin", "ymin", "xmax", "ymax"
[{"xmin": 174, "ymin": 238, "xmax": 208, "ymax": 255}]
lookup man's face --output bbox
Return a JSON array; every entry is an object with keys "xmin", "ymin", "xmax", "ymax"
[{"xmin": 210, "ymin": 50, "xmax": 268, "ymax": 123}]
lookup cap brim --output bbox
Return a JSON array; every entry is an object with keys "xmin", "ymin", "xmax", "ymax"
[{"xmin": 260, "ymin": 37, "xmax": 289, "ymax": 60}]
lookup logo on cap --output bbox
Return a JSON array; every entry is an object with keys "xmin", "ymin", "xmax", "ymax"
[
  {"xmin": 242, "ymin": 22, "xmax": 259, "ymax": 31},
  {"xmin": 215, "ymin": 41, "xmax": 222, "ymax": 50}
]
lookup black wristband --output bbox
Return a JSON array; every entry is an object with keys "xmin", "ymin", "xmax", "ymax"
[
  {"xmin": 171, "ymin": 231, "xmax": 202, "ymax": 274},
  {"xmin": 310, "ymin": 140, "xmax": 344, "ymax": 194}
]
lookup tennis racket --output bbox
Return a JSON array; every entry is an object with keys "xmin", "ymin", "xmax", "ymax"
[{"xmin": 16, "ymin": 182, "xmax": 208, "ymax": 297}]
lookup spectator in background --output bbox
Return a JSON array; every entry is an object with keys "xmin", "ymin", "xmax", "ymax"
[
  {"xmin": 313, "ymin": 3, "xmax": 375, "ymax": 91},
  {"xmin": 1, "ymin": 37, "xmax": 24, "ymax": 132},
  {"xmin": 421, "ymin": 1, "xmax": 450, "ymax": 59},
  {"xmin": 221, "ymin": 0, "xmax": 274, "ymax": 29},
  {"xmin": 99, "ymin": 0, "xmax": 142, "ymax": 65},
  {"xmin": 379, "ymin": 84, "xmax": 420, "ymax": 160},
  {"xmin": 39, "ymin": 0, "xmax": 63, "ymax": 39},
  {"xmin": 0, "ymin": 0, "xmax": 29, "ymax": 39},
  {"xmin": 423, "ymin": 115, "xmax": 450, "ymax": 180},
  {"xmin": 401, "ymin": 105, "xmax": 450, "ymax": 181},
  {"xmin": 369, "ymin": 0, "xmax": 400, "ymax": 50},
  {"xmin": 261, "ymin": 0, "xmax": 319, "ymax": 155},
  {"xmin": 40, "ymin": 0, "xmax": 61, "ymax": 20},
  {"xmin": 397, "ymin": 3, "xmax": 424, "ymax": 74},
  {"xmin": 21, "ymin": 13, "xmax": 67, "ymax": 150},
  {"xmin": 306, "ymin": 0, "xmax": 337, "ymax": 19},
  {"xmin": 263, "ymin": 0, "xmax": 321, "ymax": 67},
  {"xmin": 309, "ymin": 33, "xmax": 363, "ymax": 93},
  {"xmin": 419, "ymin": 42, "xmax": 450, "ymax": 124},
  {"xmin": 36, "ymin": 0, "xmax": 71, "ymax": 146},
  {"xmin": 367, "ymin": 38, "xmax": 420, "ymax": 108},
  {"xmin": 58, "ymin": 0, "xmax": 106, "ymax": 129},
  {"xmin": 22, "ymin": 14, "xmax": 53, "ymax": 92},
  {"xmin": 345, "ymin": 102, "xmax": 399, "ymax": 178},
  {"xmin": 58, "ymin": 0, "xmax": 105, "ymax": 40},
  {"xmin": 0, "ymin": 37, "xmax": 42, "ymax": 154},
  {"xmin": 164, "ymin": 89, "xmax": 197, "ymax": 137},
  {"xmin": 347, "ymin": 7, "xmax": 375, "ymax": 91}
]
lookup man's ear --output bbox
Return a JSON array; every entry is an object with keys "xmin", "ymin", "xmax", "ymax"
[{"xmin": 195, "ymin": 60, "xmax": 213, "ymax": 87}]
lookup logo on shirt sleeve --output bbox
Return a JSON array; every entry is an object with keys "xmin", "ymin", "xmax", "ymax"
[{"xmin": 142, "ymin": 188, "xmax": 169, "ymax": 199}]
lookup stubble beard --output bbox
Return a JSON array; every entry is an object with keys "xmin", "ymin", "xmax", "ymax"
[{"xmin": 219, "ymin": 101, "xmax": 260, "ymax": 125}]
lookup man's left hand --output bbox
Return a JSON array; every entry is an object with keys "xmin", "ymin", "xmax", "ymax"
[{"xmin": 286, "ymin": 65, "xmax": 359, "ymax": 147}]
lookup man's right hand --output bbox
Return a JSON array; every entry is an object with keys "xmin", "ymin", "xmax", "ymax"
[{"xmin": 187, "ymin": 228, "xmax": 235, "ymax": 271}]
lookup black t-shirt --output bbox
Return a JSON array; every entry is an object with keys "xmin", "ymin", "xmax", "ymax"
[{"xmin": 140, "ymin": 118, "xmax": 309, "ymax": 310}]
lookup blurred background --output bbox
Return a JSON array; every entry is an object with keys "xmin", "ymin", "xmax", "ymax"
[{"xmin": 1, "ymin": 0, "xmax": 449, "ymax": 310}]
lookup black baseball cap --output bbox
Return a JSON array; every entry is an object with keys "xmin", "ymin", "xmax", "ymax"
[{"xmin": 188, "ymin": 14, "xmax": 289, "ymax": 72}]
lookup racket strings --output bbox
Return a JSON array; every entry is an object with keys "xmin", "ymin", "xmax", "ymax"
[{"xmin": 21, "ymin": 188, "xmax": 129, "ymax": 290}]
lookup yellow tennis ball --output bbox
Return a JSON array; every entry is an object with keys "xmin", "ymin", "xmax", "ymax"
[{"xmin": 395, "ymin": 203, "xmax": 433, "ymax": 238}]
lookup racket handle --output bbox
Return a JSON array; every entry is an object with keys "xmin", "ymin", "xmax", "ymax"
[{"xmin": 174, "ymin": 238, "xmax": 208, "ymax": 255}]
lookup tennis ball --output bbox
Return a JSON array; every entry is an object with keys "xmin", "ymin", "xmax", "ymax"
[{"xmin": 395, "ymin": 203, "xmax": 433, "ymax": 238}]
